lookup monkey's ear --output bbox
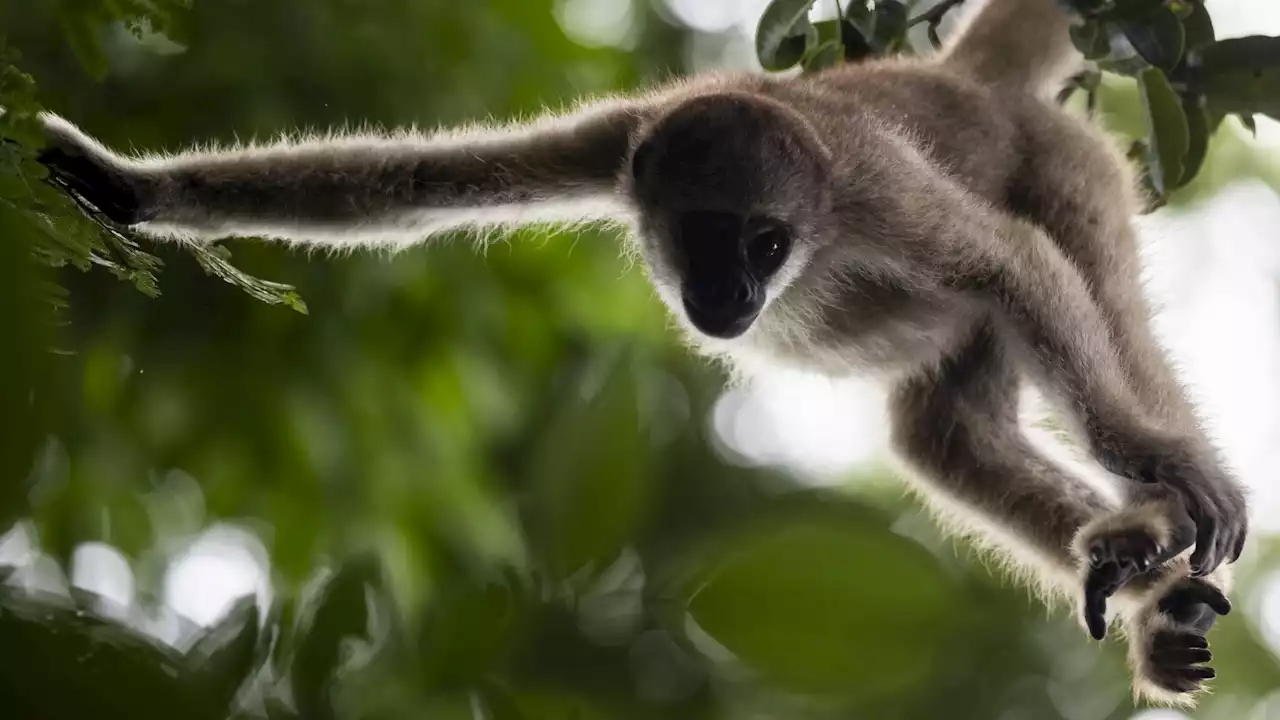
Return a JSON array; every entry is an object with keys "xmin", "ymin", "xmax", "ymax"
[{"xmin": 629, "ymin": 135, "xmax": 657, "ymax": 181}]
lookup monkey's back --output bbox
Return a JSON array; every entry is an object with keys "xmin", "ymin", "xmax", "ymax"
[{"xmin": 770, "ymin": 60, "xmax": 1051, "ymax": 211}]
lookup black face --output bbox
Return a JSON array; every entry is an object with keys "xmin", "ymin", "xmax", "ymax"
[{"xmin": 676, "ymin": 210, "xmax": 794, "ymax": 339}]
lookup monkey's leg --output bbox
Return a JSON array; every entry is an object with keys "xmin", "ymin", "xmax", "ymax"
[{"xmin": 888, "ymin": 319, "xmax": 1229, "ymax": 704}]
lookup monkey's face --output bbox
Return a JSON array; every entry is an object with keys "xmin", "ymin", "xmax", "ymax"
[
  {"xmin": 654, "ymin": 210, "xmax": 795, "ymax": 339},
  {"xmin": 626, "ymin": 93, "xmax": 833, "ymax": 340}
]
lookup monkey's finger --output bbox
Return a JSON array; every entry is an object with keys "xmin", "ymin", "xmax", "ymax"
[
  {"xmin": 1218, "ymin": 530, "xmax": 1236, "ymax": 574},
  {"xmin": 43, "ymin": 162, "xmax": 138, "ymax": 224},
  {"xmin": 1205, "ymin": 532, "xmax": 1232, "ymax": 578},
  {"xmin": 1213, "ymin": 526, "xmax": 1238, "ymax": 576},
  {"xmin": 1163, "ymin": 669, "xmax": 1214, "ymax": 694},
  {"xmin": 1180, "ymin": 633, "xmax": 1209, "ymax": 650},
  {"xmin": 1231, "ymin": 531, "xmax": 1247, "ymax": 563},
  {"xmin": 1189, "ymin": 515, "xmax": 1220, "ymax": 576},
  {"xmin": 45, "ymin": 173, "xmax": 116, "ymax": 222},
  {"xmin": 1181, "ymin": 666, "xmax": 1216, "ymax": 680},
  {"xmin": 44, "ymin": 161, "xmax": 113, "ymax": 211},
  {"xmin": 1083, "ymin": 568, "xmax": 1115, "ymax": 640},
  {"xmin": 1189, "ymin": 585, "xmax": 1232, "ymax": 617},
  {"xmin": 1085, "ymin": 600, "xmax": 1107, "ymax": 640},
  {"xmin": 1161, "ymin": 647, "xmax": 1212, "ymax": 666},
  {"xmin": 1153, "ymin": 517, "xmax": 1197, "ymax": 567}
]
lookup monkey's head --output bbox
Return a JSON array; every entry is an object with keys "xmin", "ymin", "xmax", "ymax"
[{"xmin": 626, "ymin": 92, "xmax": 834, "ymax": 340}]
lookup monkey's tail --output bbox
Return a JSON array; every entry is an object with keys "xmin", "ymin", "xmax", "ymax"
[{"xmin": 935, "ymin": 0, "xmax": 1082, "ymax": 99}]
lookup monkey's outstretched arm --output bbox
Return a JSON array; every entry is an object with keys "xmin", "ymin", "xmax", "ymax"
[{"xmin": 33, "ymin": 98, "xmax": 655, "ymax": 248}]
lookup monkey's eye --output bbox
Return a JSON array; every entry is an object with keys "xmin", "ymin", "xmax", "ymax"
[{"xmin": 745, "ymin": 223, "xmax": 792, "ymax": 277}]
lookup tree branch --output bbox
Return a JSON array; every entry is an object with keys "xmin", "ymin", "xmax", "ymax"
[{"xmin": 907, "ymin": 0, "xmax": 967, "ymax": 29}]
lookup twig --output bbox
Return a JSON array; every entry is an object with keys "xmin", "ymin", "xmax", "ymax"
[{"xmin": 906, "ymin": 0, "xmax": 967, "ymax": 28}]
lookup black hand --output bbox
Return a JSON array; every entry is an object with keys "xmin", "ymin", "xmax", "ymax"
[
  {"xmin": 37, "ymin": 142, "xmax": 151, "ymax": 225},
  {"xmin": 1146, "ymin": 580, "xmax": 1231, "ymax": 695},
  {"xmin": 1097, "ymin": 432, "xmax": 1248, "ymax": 578},
  {"xmin": 1082, "ymin": 520, "xmax": 1196, "ymax": 640}
]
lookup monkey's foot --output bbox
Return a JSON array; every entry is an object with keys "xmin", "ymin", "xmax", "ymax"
[
  {"xmin": 1073, "ymin": 498, "xmax": 1195, "ymax": 639},
  {"xmin": 1128, "ymin": 576, "xmax": 1231, "ymax": 706}
]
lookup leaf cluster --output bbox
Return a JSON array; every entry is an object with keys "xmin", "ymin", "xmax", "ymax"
[
  {"xmin": 0, "ymin": 0, "xmax": 306, "ymax": 313},
  {"xmin": 754, "ymin": 0, "xmax": 1280, "ymax": 203},
  {"xmin": 0, "ymin": 556, "xmax": 371, "ymax": 720}
]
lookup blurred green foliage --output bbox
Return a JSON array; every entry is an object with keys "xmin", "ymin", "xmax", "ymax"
[{"xmin": 1, "ymin": 1, "xmax": 1280, "ymax": 719}]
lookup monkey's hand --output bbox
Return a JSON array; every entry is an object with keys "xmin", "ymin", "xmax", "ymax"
[
  {"xmin": 30, "ymin": 115, "xmax": 155, "ymax": 226},
  {"xmin": 1073, "ymin": 494, "xmax": 1198, "ymax": 640},
  {"xmin": 1125, "ymin": 573, "xmax": 1231, "ymax": 706},
  {"xmin": 1091, "ymin": 425, "xmax": 1248, "ymax": 578}
]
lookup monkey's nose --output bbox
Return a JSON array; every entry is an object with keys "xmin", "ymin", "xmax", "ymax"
[{"xmin": 681, "ymin": 276, "xmax": 763, "ymax": 339}]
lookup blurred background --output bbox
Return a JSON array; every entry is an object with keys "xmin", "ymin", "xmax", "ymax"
[{"xmin": 1, "ymin": 0, "xmax": 1279, "ymax": 718}]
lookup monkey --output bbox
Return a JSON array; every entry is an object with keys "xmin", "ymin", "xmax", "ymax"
[{"xmin": 21, "ymin": 0, "xmax": 1249, "ymax": 705}]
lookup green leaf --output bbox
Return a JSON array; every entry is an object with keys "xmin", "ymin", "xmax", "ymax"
[
  {"xmin": 188, "ymin": 595, "xmax": 261, "ymax": 714},
  {"xmin": 1178, "ymin": 0, "xmax": 1214, "ymax": 56},
  {"xmin": 812, "ymin": 18, "xmax": 842, "ymax": 45},
  {"xmin": 0, "ymin": 204, "xmax": 55, "ymax": 523},
  {"xmin": 802, "ymin": 41, "xmax": 844, "ymax": 73},
  {"xmin": 873, "ymin": 0, "xmax": 909, "ymax": 52},
  {"xmin": 839, "ymin": 15, "xmax": 876, "ymax": 61},
  {"xmin": 1198, "ymin": 35, "xmax": 1280, "ymax": 123},
  {"xmin": 1136, "ymin": 67, "xmax": 1189, "ymax": 197},
  {"xmin": 292, "ymin": 557, "xmax": 379, "ymax": 720},
  {"xmin": 1070, "ymin": 20, "xmax": 1111, "ymax": 60},
  {"xmin": 1240, "ymin": 112, "xmax": 1258, "ymax": 136},
  {"xmin": 804, "ymin": 21, "xmax": 845, "ymax": 73},
  {"xmin": 522, "ymin": 347, "xmax": 653, "ymax": 580},
  {"xmin": 1165, "ymin": 0, "xmax": 1194, "ymax": 20},
  {"xmin": 188, "ymin": 242, "xmax": 309, "ymax": 313},
  {"xmin": 684, "ymin": 511, "xmax": 953, "ymax": 698},
  {"xmin": 755, "ymin": 0, "xmax": 819, "ymax": 71},
  {"xmin": 845, "ymin": 0, "xmax": 908, "ymax": 54},
  {"xmin": 1097, "ymin": 25, "xmax": 1156, "ymax": 76},
  {"xmin": 1178, "ymin": 94, "xmax": 1210, "ymax": 188},
  {"xmin": 0, "ymin": 588, "xmax": 194, "ymax": 716},
  {"xmin": 55, "ymin": 6, "xmax": 111, "ymax": 80},
  {"xmin": 1118, "ymin": 6, "xmax": 1185, "ymax": 72},
  {"xmin": 418, "ymin": 568, "xmax": 527, "ymax": 692},
  {"xmin": 0, "ymin": 47, "xmax": 42, "ymax": 122}
]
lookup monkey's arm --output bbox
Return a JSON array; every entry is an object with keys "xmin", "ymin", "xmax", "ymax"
[
  {"xmin": 847, "ymin": 140, "xmax": 1245, "ymax": 583},
  {"xmin": 959, "ymin": 212, "xmax": 1246, "ymax": 580},
  {"xmin": 889, "ymin": 319, "xmax": 1229, "ymax": 707},
  {"xmin": 33, "ymin": 98, "xmax": 653, "ymax": 248}
]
